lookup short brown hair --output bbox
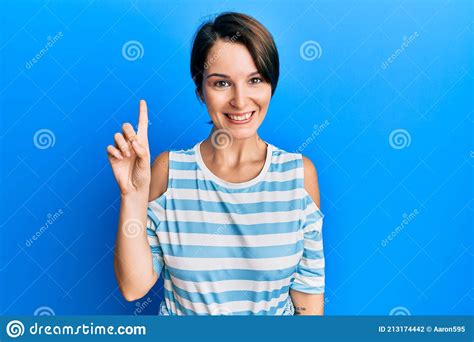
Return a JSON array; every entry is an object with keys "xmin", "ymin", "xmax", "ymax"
[{"xmin": 190, "ymin": 12, "xmax": 280, "ymax": 101}]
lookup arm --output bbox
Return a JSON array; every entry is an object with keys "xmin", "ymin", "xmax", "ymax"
[
  {"xmin": 108, "ymin": 100, "xmax": 167, "ymax": 301},
  {"xmin": 290, "ymin": 155, "xmax": 325, "ymax": 315},
  {"xmin": 290, "ymin": 290, "xmax": 325, "ymax": 315},
  {"xmin": 114, "ymin": 151, "xmax": 169, "ymax": 301},
  {"xmin": 114, "ymin": 193, "xmax": 157, "ymax": 301}
]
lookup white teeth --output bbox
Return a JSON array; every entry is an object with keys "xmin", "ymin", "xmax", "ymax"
[{"xmin": 227, "ymin": 112, "xmax": 253, "ymax": 121}]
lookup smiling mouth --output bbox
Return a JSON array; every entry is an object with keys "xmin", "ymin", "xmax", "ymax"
[{"xmin": 224, "ymin": 111, "xmax": 255, "ymax": 124}]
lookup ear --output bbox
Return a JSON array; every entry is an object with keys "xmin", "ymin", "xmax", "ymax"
[{"xmin": 196, "ymin": 88, "xmax": 205, "ymax": 103}]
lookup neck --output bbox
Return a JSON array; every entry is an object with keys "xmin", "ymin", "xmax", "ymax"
[{"xmin": 202, "ymin": 127, "xmax": 267, "ymax": 167}]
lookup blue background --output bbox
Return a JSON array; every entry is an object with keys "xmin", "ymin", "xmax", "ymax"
[{"xmin": 0, "ymin": 0, "xmax": 472, "ymax": 316}]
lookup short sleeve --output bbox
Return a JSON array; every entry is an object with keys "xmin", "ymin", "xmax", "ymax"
[
  {"xmin": 146, "ymin": 205, "xmax": 164, "ymax": 277},
  {"xmin": 290, "ymin": 191, "xmax": 325, "ymax": 294}
]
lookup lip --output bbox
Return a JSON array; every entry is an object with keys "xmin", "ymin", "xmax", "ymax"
[{"xmin": 224, "ymin": 111, "xmax": 256, "ymax": 124}]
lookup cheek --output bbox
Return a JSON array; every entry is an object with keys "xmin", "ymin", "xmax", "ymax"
[
  {"xmin": 203, "ymin": 87, "xmax": 229, "ymax": 111},
  {"xmin": 254, "ymin": 87, "xmax": 272, "ymax": 109}
]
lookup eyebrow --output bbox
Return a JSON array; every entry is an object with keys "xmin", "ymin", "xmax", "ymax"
[{"xmin": 206, "ymin": 71, "xmax": 260, "ymax": 79}]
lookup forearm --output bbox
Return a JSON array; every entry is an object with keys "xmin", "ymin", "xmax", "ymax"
[
  {"xmin": 290, "ymin": 289, "xmax": 325, "ymax": 315},
  {"xmin": 114, "ymin": 193, "xmax": 156, "ymax": 301}
]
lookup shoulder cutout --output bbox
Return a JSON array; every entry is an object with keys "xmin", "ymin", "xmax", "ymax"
[
  {"xmin": 302, "ymin": 155, "xmax": 321, "ymax": 209},
  {"xmin": 148, "ymin": 151, "xmax": 169, "ymax": 202}
]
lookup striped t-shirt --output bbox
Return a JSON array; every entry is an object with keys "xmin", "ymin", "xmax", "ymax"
[{"xmin": 146, "ymin": 139, "xmax": 325, "ymax": 315}]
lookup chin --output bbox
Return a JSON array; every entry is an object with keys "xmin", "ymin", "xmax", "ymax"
[{"xmin": 226, "ymin": 129, "xmax": 259, "ymax": 140}]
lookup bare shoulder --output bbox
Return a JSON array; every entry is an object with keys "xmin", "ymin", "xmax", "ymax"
[
  {"xmin": 148, "ymin": 151, "xmax": 169, "ymax": 202},
  {"xmin": 302, "ymin": 155, "xmax": 321, "ymax": 208}
]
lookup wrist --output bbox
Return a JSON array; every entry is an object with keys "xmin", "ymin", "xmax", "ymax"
[{"xmin": 120, "ymin": 191, "xmax": 149, "ymax": 204}]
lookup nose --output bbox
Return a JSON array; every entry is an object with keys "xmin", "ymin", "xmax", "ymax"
[{"xmin": 229, "ymin": 83, "xmax": 248, "ymax": 109}]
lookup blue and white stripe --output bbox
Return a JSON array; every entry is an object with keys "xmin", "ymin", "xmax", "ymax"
[{"xmin": 146, "ymin": 140, "xmax": 324, "ymax": 315}]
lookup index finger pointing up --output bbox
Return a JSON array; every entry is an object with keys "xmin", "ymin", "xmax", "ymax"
[{"xmin": 138, "ymin": 99, "xmax": 148, "ymax": 137}]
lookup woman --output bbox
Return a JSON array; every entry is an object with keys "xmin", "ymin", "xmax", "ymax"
[{"xmin": 107, "ymin": 12, "xmax": 325, "ymax": 315}]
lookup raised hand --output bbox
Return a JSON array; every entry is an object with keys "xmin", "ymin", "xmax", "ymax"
[{"xmin": 107, "ymin": 100, "xmax": 151, "ymax": 197}]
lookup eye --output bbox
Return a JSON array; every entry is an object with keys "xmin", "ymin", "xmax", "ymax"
[
  {"xmin": 249, "ymin": 77, "xmax": 263, "ymax": 84},
  {"xmin": 213, "ymin": 80, "xmax": 231, "ymax": 88}
]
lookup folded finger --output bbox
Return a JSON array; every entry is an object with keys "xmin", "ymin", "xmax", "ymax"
[
  {"xmin": 114, "ymin": 132, "xmax": 131, "ymax": 157},
  {"xmin": 122, "ymin": 122, "xmax": 137, "ymax": 142},
  {"xmin": 107, "ymin": 145, "xmax": 123, "ymax": 160}
]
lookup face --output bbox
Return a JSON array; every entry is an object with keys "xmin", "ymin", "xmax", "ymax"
[{"xmin": 201, "ymin": 40, "xmax": 272, "ymax": 140}]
